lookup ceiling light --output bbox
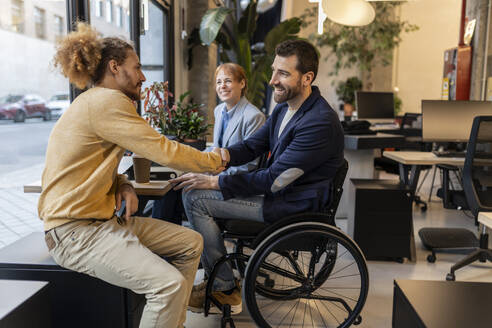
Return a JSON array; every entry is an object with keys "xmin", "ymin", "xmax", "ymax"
[{"xmin": 322, "ymin": 0, "xmax": 375, "ymax": 27}]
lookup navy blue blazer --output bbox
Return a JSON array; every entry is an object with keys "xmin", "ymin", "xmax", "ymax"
[{"xmin": 218, "ymin": 86, "xmax": 344, "ymax": 223}]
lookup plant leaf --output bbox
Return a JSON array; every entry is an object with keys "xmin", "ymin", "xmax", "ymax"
[
  {"xmin": 264, "ymin": 17, "xmax": 301, "ymax": 54},
  {"xmin": 238, "ymin": 1, "xmax": 257, "ymax": 40},
  {"xmin": 200, "ymin": 7, "xmax": 233, "ymax": 45}
]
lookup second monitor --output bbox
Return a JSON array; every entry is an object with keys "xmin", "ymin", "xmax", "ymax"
[
  {"xmin": 422, "ymin": 100, "xmax": 492, "ymax": 142},
  {"xmin": 355, "ymin": 91, "xmax": 395, "ymax": 123}
]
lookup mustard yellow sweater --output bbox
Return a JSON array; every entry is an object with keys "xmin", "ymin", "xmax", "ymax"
[{"xmin": 38, "ymin": 87, "xmax": 222, "ymax": 230}]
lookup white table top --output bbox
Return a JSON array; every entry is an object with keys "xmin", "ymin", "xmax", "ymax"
[
  {"xmin": 383, "ymin": 151, "xmax": 465, "ymax": 166},
  {"xmin": 478, "ymin": 212, "xmax": 492, "ymax": 228}
]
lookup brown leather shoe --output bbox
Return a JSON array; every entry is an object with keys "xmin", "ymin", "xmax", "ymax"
[
  {"xmin": 188, "ymin": 281, "xmax": 207, "ymax": 313},
  {"xmin": 209, "ymin": 288, "xmax": 242, "ymax": 315},
  {"xmin": 188, "ymin": 280, "xmax": 242, "ymax": 315}
]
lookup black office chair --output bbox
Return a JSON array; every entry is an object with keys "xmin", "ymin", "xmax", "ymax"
[
  {"xmin": 446, "ymin": 116, "xmax": 492, "ymax": 281},
  {"xmin": 203, "ymin": 159, "xmax": 369, "ymax": 328}
]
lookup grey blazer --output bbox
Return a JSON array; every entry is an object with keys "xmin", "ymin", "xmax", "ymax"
[{"xmin": 208, "ymin": 97, "xmax": 265, "ymax": 175}]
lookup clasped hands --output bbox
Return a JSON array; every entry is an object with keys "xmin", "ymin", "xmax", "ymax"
[
  {"xmin": 169, "ymin": 147, "xmax": 229, "ymax": 192},
  {"xmin": 213, "ymin": 147, "xmax": 230, "ymax": 171}
]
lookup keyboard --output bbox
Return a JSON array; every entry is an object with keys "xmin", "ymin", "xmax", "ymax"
[{"xmin": 432, "ymin": 150, "xmax": 466, "ymax": 158}]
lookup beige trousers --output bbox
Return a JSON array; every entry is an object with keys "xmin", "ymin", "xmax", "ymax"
[{"xmin": 46, "ymin": 216, "xmax": 203, "ymax": 328}]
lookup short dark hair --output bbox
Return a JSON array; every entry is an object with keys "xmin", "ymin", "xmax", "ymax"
[{"xmin": 275, "ymin": 39, "xmax": 319, "ymax": 82}]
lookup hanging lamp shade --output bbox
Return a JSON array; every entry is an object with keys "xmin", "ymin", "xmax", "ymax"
[{"xmin": 322, "ymin": 0, "xmax": 375, "ymax": 26}]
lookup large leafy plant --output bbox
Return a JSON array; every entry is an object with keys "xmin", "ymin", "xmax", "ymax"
[
  {"xmin": 190, "ymin": 0, "xmax": 301, "ymax": 109},
  {"xmin": 142, "ymin": 82, "xmax": 211, "ymax": 140},
  {"xmin": 300, "ymin": 2, "xmax": 418, "ymax": 75}
]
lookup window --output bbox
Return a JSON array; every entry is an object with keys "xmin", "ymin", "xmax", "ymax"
[
  {"xmin": 11, "ymin": 0, "xmax": 24, "ymax": 33},
  {"xmin": 106, "ymin": 0, "xmax": 113, "ymax": 23},
  {"xmin": 0, "ymin": 0, "xmax": 68, "ymax": 248},
  {"xmin": 140, "ymin": 1, "xmax": 172, "ymax": 90},
  {"xmin": 54, "ymin": 15, "xmax": 63, "ymax": 38},
  {"xmin": 96, "ymin": 0, "xmax": 103, "ymax": 17},
  {"xmin": 116, "ymin": 6, "xmax": 123, "ymax": 27},
  {"xmin": 34, "ymin": 7, "xmax": 46, "ymax": 39},
  {"xmin": 91, "ymin": 0, "xmax": 130, "ymax": 38}
]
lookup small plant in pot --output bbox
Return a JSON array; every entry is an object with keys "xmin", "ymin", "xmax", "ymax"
[
  {"xmin": 142, "ymin": 81, "xmax": 211, "ymax": 150},
  {"xmin": 336, "ymin": 77, "xmax": 362, "ymax": 120}
]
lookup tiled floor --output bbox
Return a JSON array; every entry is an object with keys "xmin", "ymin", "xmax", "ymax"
[
  {"xmin": 185, "ymin": 171, "xmax": 492, "ymax": 328},
  {"xmin": 0, "ymin": 163, "xmax": 44, "ymax": 248},
  {"xmin": 1, "ymin": 167, "xmax": 491, "ymax": 327}
]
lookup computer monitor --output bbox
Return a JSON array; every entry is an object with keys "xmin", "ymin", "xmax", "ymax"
[
  {"xmin": 355, "ymin": 91, "xmax": 395, "ymax": 123},
  {"xmin": 422, "ymin": 100, "xmax": 492, "ymax": 142}
]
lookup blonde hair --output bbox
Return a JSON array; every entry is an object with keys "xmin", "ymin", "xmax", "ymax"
[
  {"xmin": 53, "ymin": 22, "xmax": 134, "ymax": 89},
  {"xmin": 214, "ymin": 63, "xmax": 248, "ymax": 97}
]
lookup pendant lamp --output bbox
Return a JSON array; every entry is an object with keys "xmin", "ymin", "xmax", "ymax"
[{"xmin": 322, "ymin": 0, "xmax": 375, "ymax": 27}]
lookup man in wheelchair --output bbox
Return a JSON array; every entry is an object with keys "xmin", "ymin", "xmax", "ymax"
[{"xmin": 171, "ymin": 40, "xmax": 349, "ymax": 321}]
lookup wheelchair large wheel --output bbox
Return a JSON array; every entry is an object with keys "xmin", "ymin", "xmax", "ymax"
[{"xmin": 244, "ymin": 222, "xmax": 368, "ymax": 328}]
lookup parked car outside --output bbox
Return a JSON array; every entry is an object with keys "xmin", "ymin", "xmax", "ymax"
[
  {"xmin": 0, "ymin": 94, "xmax": 51, "ymax": 123},
  {"xmin": 46, "ymin": 93, "xmax": 70, "ymax": 119}
]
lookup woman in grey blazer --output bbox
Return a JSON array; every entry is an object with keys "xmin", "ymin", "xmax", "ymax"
[{"xmin": 152, "ymin": 63, "xmax": 265, "ymax": 223}]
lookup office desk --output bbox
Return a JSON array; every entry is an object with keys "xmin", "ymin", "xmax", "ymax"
[
  {"xmin": 393, "ymin": 279, "xmax": 492, "ymax": 328},
  {"xmin": 0, "ymin": 280, "xmax": 51, "ymax": 327},
  {"xmin": 382, "ymin": 151, "xmax": 464, "ymax": 190},
  {"xmin": 338, "ymin": 133, "xmax": 406, "ymax": 218}
]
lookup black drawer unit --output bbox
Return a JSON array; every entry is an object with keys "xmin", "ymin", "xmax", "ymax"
[
  {"xmin": 0, "ymin": 232, "xmax": 145, "ymax": 328},
  {"xmin": 350, "ymin": 179, "xmax": 414, "ymax": 261}
]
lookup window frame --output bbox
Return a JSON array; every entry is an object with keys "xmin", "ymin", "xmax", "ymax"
[
  {"xmin": 106, "ymin": 0, "xmax": 113, "ymax": 23},
  {"xmin": 66, "ymin": 0, "xmax": 174, "ymax": 110},
  {"xmin": 34, "ymin": 6, "xmax": 46, "ymax": 39}
]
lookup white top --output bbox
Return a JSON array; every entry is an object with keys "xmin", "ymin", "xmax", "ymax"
[
  {"xmin": 278, "ymin": 107, "xmax": 298, "ymax": 137},
  {"xmin": 478, "ymin": 212, "xmax": 492, "ymax": 229},
  {"xmin": 383, "ymin": 151, "xmax": 466, "ymax": 166}
]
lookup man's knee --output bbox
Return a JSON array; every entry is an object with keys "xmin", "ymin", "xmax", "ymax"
[
  {"xmin": 184, "ymin": 229, "xmax": 204, "ymax": 258},
  {"xmin": 154, "ymin": 270, "xmax": 188, "ymax": 301},
  {"xmin": 181, "ymin": 189, "xmax": 199, "ymax": 208}
]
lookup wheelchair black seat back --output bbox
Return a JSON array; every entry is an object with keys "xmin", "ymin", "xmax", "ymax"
[{"xmin": 207, "ymin": 159, "xmax": 369, "ymax": 328}]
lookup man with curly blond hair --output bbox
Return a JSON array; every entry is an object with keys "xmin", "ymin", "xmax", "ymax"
[{"xmin": 39, "ymin": 23, "xmax": 226, "ymax": 328}]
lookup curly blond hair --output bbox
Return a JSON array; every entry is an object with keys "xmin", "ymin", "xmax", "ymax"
[{"xmin": 53, "ymin": 22, "xmax": 134, "ymax": 89}]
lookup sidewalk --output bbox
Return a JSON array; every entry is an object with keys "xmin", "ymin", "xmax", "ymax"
[{"xmin": 0, "ymin": 164, "xmax": 44, "ymax": 248}]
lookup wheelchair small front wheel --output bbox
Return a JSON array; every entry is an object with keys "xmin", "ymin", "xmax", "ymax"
[{"xmin": 243, "ymin": 223, "xmax": 369, "ymax": 328}]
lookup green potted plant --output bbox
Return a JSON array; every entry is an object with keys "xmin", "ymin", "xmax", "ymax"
[
  {"xmin": 189, "ymin": 0, "xmax": 302, "ymax": 109},
  {"xmin": 301, "ymin": 2, "xmax": 418, "ymax": 77},
  {"xmin": 142, "ymin": 81, "xmax": 211, "ymax": 150},
  {"xmin": 336, "ymin": 77, "xmax": 362, "ymax": 118}
]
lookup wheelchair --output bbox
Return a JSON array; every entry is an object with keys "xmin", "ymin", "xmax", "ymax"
[{"xmin": 202, "ymin": 159, "xmax": 369, "ymax": 328}]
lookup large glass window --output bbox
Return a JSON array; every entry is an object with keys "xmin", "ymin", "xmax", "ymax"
[
  {"xmin": 140, "ymin": 0, "xmax": 171, "ymax": 91},
  {"xmin": 0, "ymin": 0, "xmax": 68, "ymax": 248}
]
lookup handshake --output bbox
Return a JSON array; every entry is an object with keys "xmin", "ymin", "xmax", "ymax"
[
  {"xmin": 168, "ymin": 147, "xmax": 230, "ymax": 191},
  {"xmin": 211, "ymin": 147, "xmax": 230, "ymax": 173}
]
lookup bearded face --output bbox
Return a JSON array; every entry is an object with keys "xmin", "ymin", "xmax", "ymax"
[{"xmin": 270, "ymin": 55, "xmax": 304, "ymax": 104}]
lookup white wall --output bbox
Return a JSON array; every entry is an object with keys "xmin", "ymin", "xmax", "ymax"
[
  {"xmin": 0, "ymin": 29, "xmax": 68, "ymax": 100},
  {"xmin": 394, "ymin": 0, "xmax": 462, "ymax": 113}
]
